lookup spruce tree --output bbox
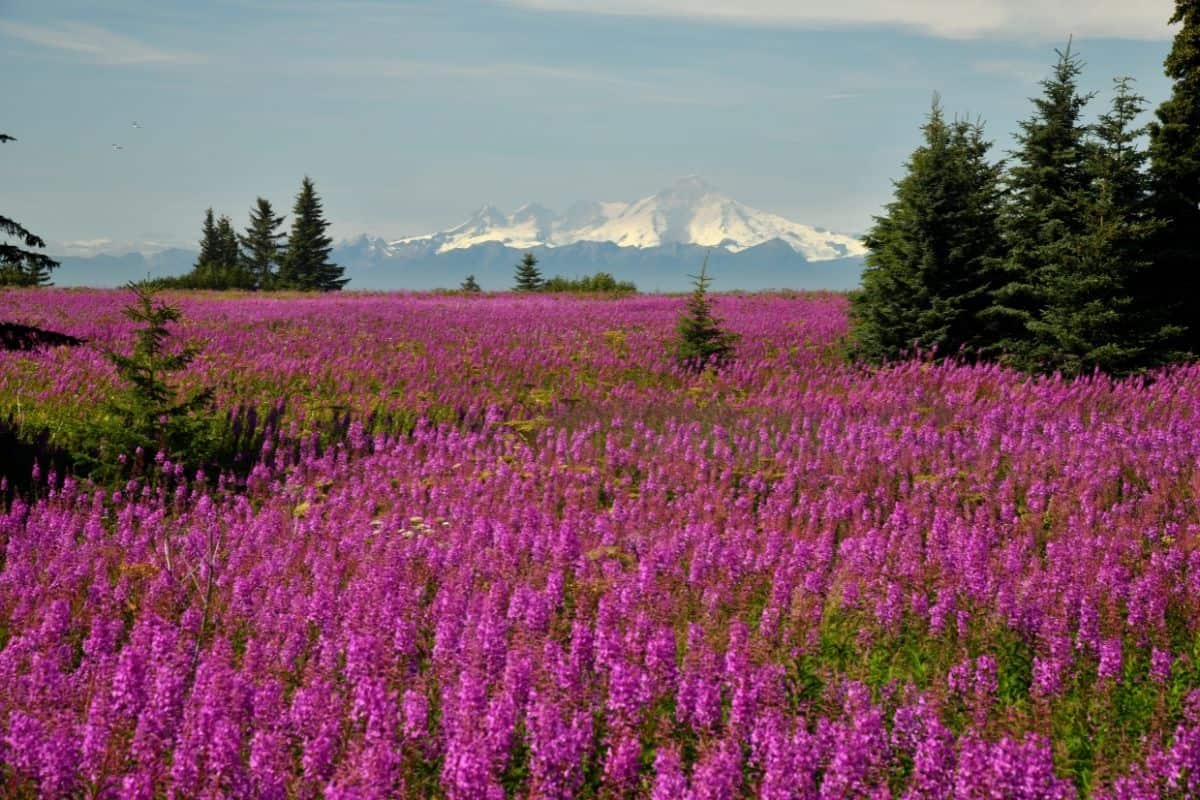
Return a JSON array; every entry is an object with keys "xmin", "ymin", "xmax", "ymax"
[
  {"xmin": 187, "ymin": 209, "xmax": 222, "ymax": 288},
  {"xmin": 852, "ymin": 100, "xmax": 1007, "ymax": 362},
  {"xmin": 513, "ymin": 253, "xmax": 543, "ymax": 292},
  {"xmin": 98, "ymin": 282, "xmax": 216, "ymax": 478},
  {"xmin": 1033, "ymin": 79, "xmax": 1169, "ymax": 376},
  {"xmin": 186, "ymin": 209, "xmax": 251, "ymax": 289},
  {"xmin": 196, "ymin": 208, "xmax": 220, "ymax": 268},
  {"xmin": 1147, "ymin": 0, "xmax": 1200, "ymax": 354},
  {"xmin": 239, "ymin": 197, "xmax": 286, "ymax": 290},
  {"xmin": 0, "ymin": 134, "xmax": 59, "ymax": 287},
  {"xmin": 216, "ymin": 215, "xmax": 241, "ymax": 271},
  {"xmin": 460, "ymin": 274, "xmax": 482, "ymax": 293},
  {"xmin": 280, "ymin": 177, "xmax": 346, "ymax": 291},
  {"xmin": 990, "ymin": 42, "xmax": 1094, "ymax": 368},
  {"xmin": 674, "ymin": 254, "xmax": 738, "ymax": 371}
]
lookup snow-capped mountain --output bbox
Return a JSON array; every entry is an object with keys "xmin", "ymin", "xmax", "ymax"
[
  {"xmin": 48, "ymin": 178, "xmax": 868, "ymax": 291},
  {"xmin": 385, "ymin": 177, "xmax": 865, "ymax": 261}
]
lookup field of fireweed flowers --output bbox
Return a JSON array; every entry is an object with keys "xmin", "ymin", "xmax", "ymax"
[{"xmin": 2, "ymin": 289, "xmax": 1200, "ymax": 799}]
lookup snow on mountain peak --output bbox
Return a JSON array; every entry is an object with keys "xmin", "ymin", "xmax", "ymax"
[
  {"xmin": 513, "ymin": 201, "xmax": 554, "ymax": 219},
  {"xmin": 387, "ymin": 179, "xmax": 866, "ymax": 261},
  {"xmin": 461, "ymin": 204, "xmax": 509, "ymax": 230}
]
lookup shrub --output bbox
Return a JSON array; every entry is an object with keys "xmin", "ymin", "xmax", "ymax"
[{"xmin": 541, "ymin": 272, "xmax": 636, "ymax": 294}]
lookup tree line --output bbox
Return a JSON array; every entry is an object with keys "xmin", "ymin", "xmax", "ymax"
[
  {"xmin": 852, "ymin": 1, "xmax": 1200, "ymax": 377},
  {"xmin": 160, "ymin": 176, "xmax": 347, "ymax": 291},
  {"xmin": 467, "ymin": 252, "xmax": 637, "ymax": 294}
]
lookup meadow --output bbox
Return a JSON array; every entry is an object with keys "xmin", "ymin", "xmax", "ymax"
[{"xmin": 1, "ymin": 288, "xmax": 1199, "ymax": 798}]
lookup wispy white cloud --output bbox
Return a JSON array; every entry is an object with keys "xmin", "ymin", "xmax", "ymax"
[
  {"xmin": 501, "ymin": 0, "xmax": 1176, "ymax": 41},
  {"xmin": 316, "ymin": 58, "xmax": 737, "ymax": 106},
  {"xmin": 971, "ymin": 59, "xmax": 1048, "ymax": 83},
  {"xmin": 50, "ymin": 237, "xmax": 190, "ymax": 257},
  {"xmin": 327, "ymin": 57, "xmax": 634, "ymax": 85},
  {"xmin": 0, "ymin": 20, "xmax": 201, "ymax": 65}
]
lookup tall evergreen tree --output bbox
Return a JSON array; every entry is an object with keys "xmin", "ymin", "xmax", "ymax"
[
  {"xmin": 195, "ymin": 208, "xmax": 221, "ymax": 269},
  {"xmin": 990, "ymin": 42, "xmax": 1094, "ymax": 367},
  {"xmin": 852, "ymin": 100, "xmax": 1007, "ymax": 362},
  {"xmin": 216, "ymin": 215, "xmax": 241, "ymax": 271},
  {"xmin": 1032, "ymin": 79, "xmax": 1170, "ymax": 376},
  {"xmin": 1147, "ymin": 0, "xmax": 1200, "ymax": 354},
  {"xmin": 279, "ymin": 177, "xmax": 346, "ymax": 291},
  {"xmin": 239, "ymin": 197, "xmax": 286, "ymax": 290},
  {"xmin": 512, "ymin": 253, "xmax": 543, "ymax": 292},
  {"xmin": 186, "ymin": 209, "xmax": 252, "ymax": 289},
  {"xmin": 0, "ymin": 134, "xmax": 59, "ymax": 287}
]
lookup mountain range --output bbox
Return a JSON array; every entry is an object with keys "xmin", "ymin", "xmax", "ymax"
[{"xmin": 48, "ymin": 178, "xmax": 867, "ymax": 291}]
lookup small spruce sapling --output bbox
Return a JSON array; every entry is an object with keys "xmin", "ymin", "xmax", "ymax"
[
  {"xmin": 674, "ymin": 254, "xmax": 738, "ymax": 371},
  {"xmin": 99, "ymin": 282, "xmax": 216, "ymax": 478}
]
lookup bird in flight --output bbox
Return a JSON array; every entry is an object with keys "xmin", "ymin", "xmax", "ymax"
[
  {"xmin": 131, "ymin": 121, "xmax": 142, "ymax": 129},
  {"xmin": 112, "ymin": 143, "xmax": 124, "ymax": 150}
]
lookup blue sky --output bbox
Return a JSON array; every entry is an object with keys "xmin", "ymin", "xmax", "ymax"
[{"xmin": 0, "ymin": 0, "xmax": 1181, "ymax": 254}]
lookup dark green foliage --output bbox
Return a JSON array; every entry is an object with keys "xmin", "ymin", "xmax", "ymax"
[
  {"xmin": 216, "ymin": 214, "xmax": 241, "ymax": 273},
  {"xmin": 507, "ymin": 262, "xmax": 636, "ymax": 294},
  {"xmin": 239, "ymin": 197, "xmax": 286, "ymax": 290},
  {"xmin": 850, "ymin": 31, "xmax": 1200, "ymax": 377},
  {"xmin": 86, "ymin": 282, "xmax": 218, "ymax": 480},
  {"xmin": 1147, "ymin": 0, "xmax": 1200, "ymax": 353},
  {"xmin": 171, "ymin": 209, "xmax": 255, "ymax": 290},
  {"xmin": 540, "ymin": 272, "xmax": 637, "ymax": 294},
  {"xmin": 851, "ymin": 99, "xmax": 1007, "ymax": 362},
  {"xmin": 0, "ymin": 134, "xmax": 59, "ymax": 287},
  {"xmin": 163, "ymin": 263, "xmax": 251, "ymax": 291},
  {"xmin": 1031, "ymin": 79, "xmax": 1174, "ymax": 376},
  {"xmin": 460, "ymin": 274, "xmax": 482, "ymax": 293},
  {"xmin": 512, "ymin": 253, "xmax": 543, "ymax": 292},
  {"xmin": 279, "ymin": 177, "xmax": 346, "ymax": 291},
  {"xmin": 674, "ymin": 255, "xmax": 738, "ymax": 371},
  {"xmin": 158, "ymin": 180, "xmax": 343, "ymax": 293},
  {"xmin": 990, "ymin": 43, "xmax": 1095, "ymax": 366},
  {"xmin": 196, "ymin": 208, "xmax": 220, "ymax": 268}
]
